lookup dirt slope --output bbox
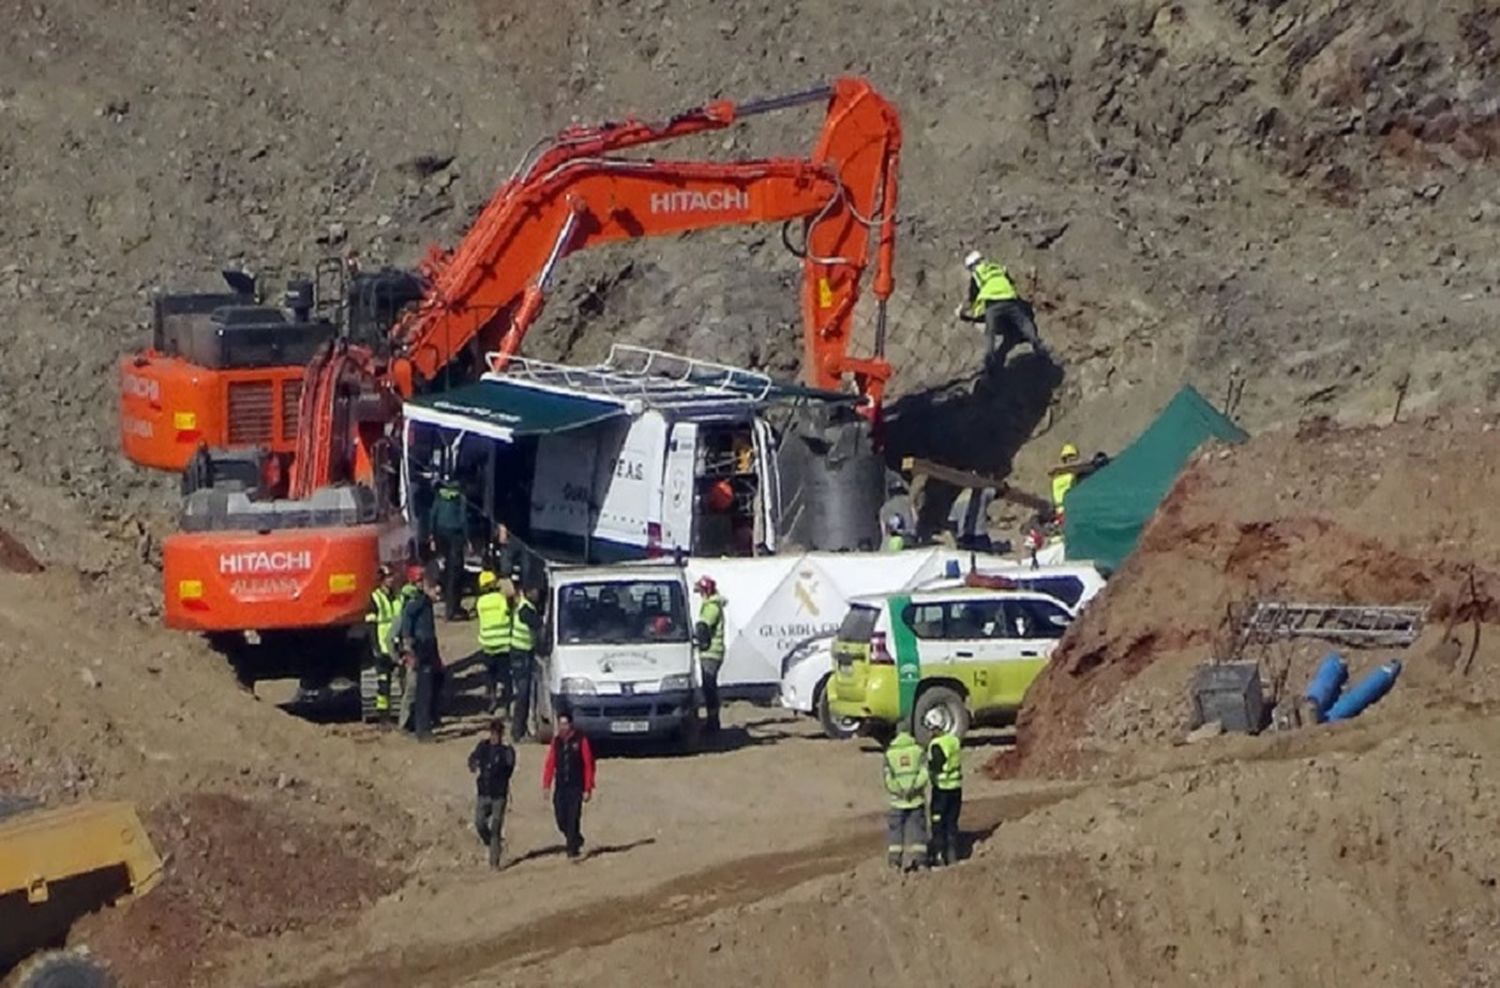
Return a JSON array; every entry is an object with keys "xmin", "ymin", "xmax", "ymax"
[
  {"xmin": 1006, "ymin": 416, "xmax": 1500, "ymax": 779},
  {"xmin": 4, "ymin": 1, "xmax": 1500, "ymax": 985}
]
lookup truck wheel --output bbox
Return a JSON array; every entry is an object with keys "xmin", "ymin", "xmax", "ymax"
[
  {"xmin": 816, "ymin": 680, "xmax": 860, "ymax": 740},
  {"xmin": 14, "ymin": 949, "xmax": 115, "ymax": 988},
  {"xmin": 913, "ymin": 686, "xmax": 969, "ymax": 747}
]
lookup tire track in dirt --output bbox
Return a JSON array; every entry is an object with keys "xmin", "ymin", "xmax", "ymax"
[{"xmin": 284, "ymin": 787, "xmax": 1084, "ymax": 988}]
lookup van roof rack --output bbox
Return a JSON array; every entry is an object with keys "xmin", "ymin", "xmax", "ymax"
[{"xmin": 485, "ymin": 344, "xmax": 856, "ymax": 412}]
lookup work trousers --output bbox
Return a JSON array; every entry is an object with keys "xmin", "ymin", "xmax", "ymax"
[
  {"xmin": 436, "ymin": 532, "xmax": 465, "ymax": 619},
  {"xmin": 700, "ymin": 657, "xmax": 723, "ymax": 731},
  {"xmin": 929, "ymin": 787, "xmax": 963, "ymax": 866},
  {"xmin": 982, "ymin": 299, "xmax": 1047, "ymax": 368},
  {"xmin": 408, "ymin": 663, "xmax": 435, "ymax": 740},
  {"xmin": 886, "ymin": 805, "xmax": 928, "ymax": 870},
  {"xmin": 479, "ymin": 649, "xmax": 510, "ymax": 713},
  {"xmin": 553, "ymin": 786, "xmax": 586, "ymax": 858},
  {"xmin": 510, "ymin": 651, "xmax": 534, "ymax": 739},
  {"xmin": 474, "ymin": 794, "xmax": 509, "ymax": 869},
  {"xmin": 372, "ymin": 651, "xmax": 395, "ymax": 719}
]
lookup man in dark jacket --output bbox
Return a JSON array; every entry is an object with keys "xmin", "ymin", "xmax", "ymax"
[
  {"xmin": 542, "ymin": 710, "xmax": 596, "ymax": 861},
  {"xmin": 393, "ymin": 565, "xmax": 442, "ymax": 741},
  {"xmin": 428, "ymin": 476, "xmax": 469, "ymax": 621},
  {"xmin": 468, "ymin": 718, "xmax": 517, "ymax": 869}
]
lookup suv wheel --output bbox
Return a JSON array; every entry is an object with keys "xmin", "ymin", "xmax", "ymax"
[
  {"xmin": 913, "ymin": 686, "xmax": 969, "ymax": 746},
  {"xmin": 816, "ymin": 679, "xmax": 860, "ymax": 740}
]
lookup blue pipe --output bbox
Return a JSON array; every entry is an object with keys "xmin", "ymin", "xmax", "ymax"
[
  {"xmin": 1303, "ymin": 653, "xmax": 1348, "ymax": 718},
  {"xmin": 1325, "ymin": 660, "xmax": 1402, "ymax": 722}
]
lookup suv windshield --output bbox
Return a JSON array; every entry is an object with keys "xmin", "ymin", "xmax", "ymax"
[{"xmin": 556, "ymin": 579, "xmax": 690, "ymax": 645}]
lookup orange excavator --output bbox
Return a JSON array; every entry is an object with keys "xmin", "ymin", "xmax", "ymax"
[{"xmin": 126, "ymin": 78, "xmax": 901, "ymax": 651}]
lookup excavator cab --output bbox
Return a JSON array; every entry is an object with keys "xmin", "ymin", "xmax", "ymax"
[
  {"xmin": 118, "ymin": 266, "xmax": 426, "ymax": 474},
  {"xmin": 118, "ymin": 270, "xmax": 337, "ymax": 472}
]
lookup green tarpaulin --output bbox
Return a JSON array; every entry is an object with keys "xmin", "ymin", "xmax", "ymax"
[{"xmin": 1063, "ymin": 386, "xmax": 1247, "ymax": 571}]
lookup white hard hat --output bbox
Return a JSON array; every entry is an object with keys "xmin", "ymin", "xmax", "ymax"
[
  {"xmin": 888, "ymin": 514, "xmax": 905, "ymax": 531},
  {"xmin": 963, "ymin": 250, "xmax": 983, "ymax": 269}
]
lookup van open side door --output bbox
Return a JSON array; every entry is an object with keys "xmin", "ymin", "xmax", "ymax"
[{"xmin": 661, "ymin": 421, "xmax": 698, "ymax": 552}]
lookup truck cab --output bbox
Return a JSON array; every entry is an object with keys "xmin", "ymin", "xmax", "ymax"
[{"xmin": 542, "ymin": 564, "xmax": 699, "ymax": 744}]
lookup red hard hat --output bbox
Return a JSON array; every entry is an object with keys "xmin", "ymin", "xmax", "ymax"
[
  {"xmin": 695, "ymin": 576, "xmax": 716, "ymax": 594},
  {"xmin": 405, "ymin": 563, "xmax": 425, "ymax": 583}
]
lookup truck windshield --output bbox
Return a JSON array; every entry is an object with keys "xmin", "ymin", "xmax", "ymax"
[{"xmin": 556, "ymin": 579, "xmax": 690, "ymax": 645}]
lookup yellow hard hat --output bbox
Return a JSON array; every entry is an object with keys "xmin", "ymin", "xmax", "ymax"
[
  {"xmin": 1060, "ymin": 443, "xmax": 1079, "ymax": 460},
  {"xmin": 478, "ymin": 570, "xmax": 497, "ymax": 590}
]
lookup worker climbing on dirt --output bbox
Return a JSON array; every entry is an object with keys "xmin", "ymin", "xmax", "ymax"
[
  {"xmin": 364, "ymin": 565, "xmax": 400, "ymax": 723},
  {"xmin": 956, "ymin": 249, "xmax": 1052, "ymax": 372},
  {"xmin": 429, "ymin": 475, "xmax": 469, "ymax": 622},
  {"xmin": 509, "ymin": 584, "xmax": 544, "ymax": 741},
  {"xmin": 393, "ymin": 564, "xmax": 442, "ymax": 741},
  {"xmin": 474, "ymin": 570, "xmax": 513, "ymax": 714},
  {"xmin": 468, "ymin": 717, "xmax": 517, "ymax": 870},
  {"xmin": 694, "ymin": 576, "xmax": 728, "ymax": 734},
  {"xmin": 542, "ymin": 708, "xmax": 596, "ymax": 861},
  {"xmin": 1051, "ymin": 443, "xmax": 1080, "ymax": 520},
  {"xmin": 882, "ymin": 729, "xmax": 929, "ymax": 872},
  {"xmin": 926, "ymin": 726, "xmax": 963, "ymax": 867}
]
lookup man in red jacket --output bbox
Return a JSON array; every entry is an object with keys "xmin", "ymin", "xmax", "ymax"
[{"xmin": 542, "ymin": 709, "xmax": 595, "ymax": 861}]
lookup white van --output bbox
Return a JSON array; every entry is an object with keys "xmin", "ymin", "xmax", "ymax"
[
  {"xmin": 538, "ymin": 564, "xmax": 700, "ymax": 745},
  {"xmin": 401, "ymin": 346, "xmax": 887, "ymax": 565}
]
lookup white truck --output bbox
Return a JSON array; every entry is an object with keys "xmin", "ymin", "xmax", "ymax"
[{"xmin": 537, "ymin": 563, "xmax": 701, "ymax": 744}]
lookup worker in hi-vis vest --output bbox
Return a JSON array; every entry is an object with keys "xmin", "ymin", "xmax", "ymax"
[
  {"xmin": 956, "ymin": 249, "xmax": 1052, "ymax": 372},
  {"xmin": 882, "ymin": 730, "xmax": 929, "ymax": 872},
  {"xmin": 473, "ymin": 570, "xmax": 514, "ymax": 714},
  {"xmin": 927, "ymin": 727, "xmax": 963, "ymax": 867},
  {"xmin": 364, "ymin": 565, "xmax": 400, "ymax": 721},
  {"xmin": 694, "ymin": 576, "xmax": 728, "ymax": 734}
]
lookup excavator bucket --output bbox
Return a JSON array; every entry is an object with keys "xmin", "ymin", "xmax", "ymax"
[{"xmin": 0, "ymin": 801, "xmax": 163, "ymax": 972}]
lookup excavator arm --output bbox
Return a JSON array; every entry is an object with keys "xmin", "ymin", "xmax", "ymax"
[{"xmin": 387, "ymin": 77, "xmax": 901, "ymax": 405}]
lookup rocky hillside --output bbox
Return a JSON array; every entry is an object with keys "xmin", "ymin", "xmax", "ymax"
[{"xmin": 2, "ymin": 0, "xmax": 1498, "ymax": 567}]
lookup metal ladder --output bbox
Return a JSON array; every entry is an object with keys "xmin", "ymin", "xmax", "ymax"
[{"xmin": 1240, "ymin": 602, "xmax": 1427, "ymax": 649}]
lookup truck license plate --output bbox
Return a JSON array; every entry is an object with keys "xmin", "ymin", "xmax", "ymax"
[{"xmin": 610, "ymin": 720, "xmax": 650, "ymax": 734}]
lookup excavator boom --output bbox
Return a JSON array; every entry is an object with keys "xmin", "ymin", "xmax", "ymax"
[{"xmin": 388, "ymin": 77, "xmax": 901, "ymax": 405}]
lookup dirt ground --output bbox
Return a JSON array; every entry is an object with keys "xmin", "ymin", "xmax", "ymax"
[{"xmin": 6, "ymin": 0, "xmax": 1500, "ymax": 984}]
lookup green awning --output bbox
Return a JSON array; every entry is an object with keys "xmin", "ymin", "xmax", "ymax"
[{"xmin": 404, "ymin": 380, "xmax": 627, "ymax": 443}]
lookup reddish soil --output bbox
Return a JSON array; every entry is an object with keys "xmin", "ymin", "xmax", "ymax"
[
  {"xmin": 0, "ymin": 529, "xmax": 42, "ymax": 574},
  {"xmin": 998, "ymin": 419, "xmax": 1500, "ymax": 779},
  {"xmin": 72, "ymin": 794, "xmax": 399, "ymax": 988}
]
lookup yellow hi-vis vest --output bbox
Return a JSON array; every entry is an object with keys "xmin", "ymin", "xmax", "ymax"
[
  {"xmin": 511, "ymin": 598, "xmax": 537, "ymax": 653},
  {"xmin": 476, "ymin": 591, "xmax": 512, "ymax": 654},
  {"xmin": 969, "ymin": 261, "xmax": 1019, "ymax": 316},
  {"xmin": 929, "ymin": 732, "xmax": 962, "ymax": 790},
  {"xmin": 883, "ymin": 733, "xmax": 929, "ymax": 809},
  {"xmin": 699, "ymin": 594, "xmax": 727, "ymax": 661},
  {"xmin": 366, "ymin": 587, "xmax": 398, "ymax": 657},
  {"xmin": 1052, "ymin": 470, "xmax": 1075, "ymax": 510}
]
